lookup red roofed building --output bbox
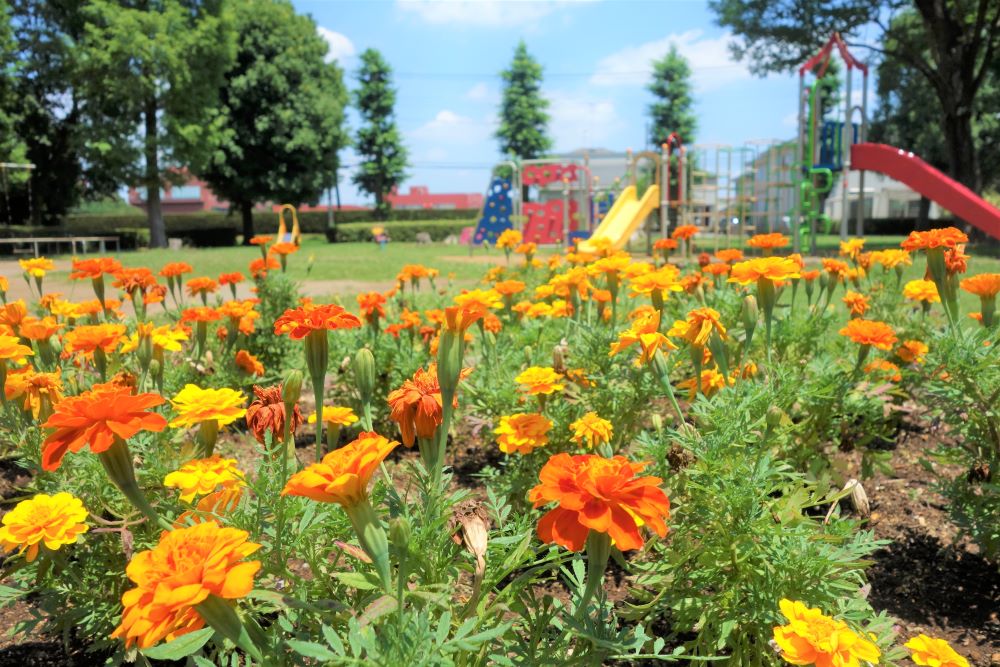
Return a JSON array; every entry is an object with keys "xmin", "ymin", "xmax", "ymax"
[{"xmin": 386, "ymin": 186, "xmax": 482, "ymax": 210}]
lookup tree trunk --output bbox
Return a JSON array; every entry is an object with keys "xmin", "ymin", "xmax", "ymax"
[
  {"xmin": 240, "ymin": 201, "xmax": 254, "ymax": 244},
  {"xmin": 144, "ymin": 95, "xmax": 166, "ymax": 249},
  {"xmin": 941, "ymin": 109, "xmax": 981, "ymax": 194},
  {"xmin": 916, "ymin": 196, "xmax": 931, "ymax": 231}
]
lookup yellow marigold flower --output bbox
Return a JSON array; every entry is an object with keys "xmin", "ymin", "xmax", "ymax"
[
  {"xmin": 610, "ymin": 310, "xmax": 677, "ymax": 364},
  {"xmin": 728, "ymin": 256, "xmax": 801, "ymax": 285},
  {"xmin": 773, "ymin": 599, "xmax": 880, "ymax": 667},
  {"xmin": 896, "ymin": 340, "xmax": 928, "ymax": 364},
  {"xmin": 495, "ymin": 229, "xmax": 522, "ymax": 250},
  {"xmin": 839, "ymin": 238, "xmax": 865, "ymax": 260},
  {"xmin": 621, "ymin": 260, "xmax": 654, "ymax": 280},
  {"xmin": 629, "ymin": 266, "xmax": 682, "ymax": 297},
  {"xmin": 589, "ymin": 252, "xmax": 632, "ymax": 277},
  {"xmin": 308, "ymin": 405, "xmax": 359, "ymax": 427},
  {"xmin": 281, "ymin": 432, "xmax": 397, "ymax": 506},
  {"xmin": 0, "ymin": 334, "xmax": 33, "ymax": 365},
  {"xmin": 871, "ymin": 248, "xmax": 911, "ymax": 269},
  {"xmin": 164, "ymin": 456, "xmax": 245, "ymax": 503},
  {"xmin": 905, "ymin": 634, "xmax": 969, "ymax": 667},
  {"xmin": 839, "ymin": 319, "xmax": 898, "ymax": 351},
  {"xmin": 494, "ymin": 413, "xmax": 552, "ymax": 454},
  {"xmin": 667, "ymin": 307, "xmax": 727, "ymax": 348},
  {"xmin": 19, "ymin": 257, "xmax": 55, "ymax": 278},
  {"xmin": 903, "ymin": 279, "xmax": 940, "ymax": 303},
  {"xmin": 515, "ymin": 367, "xmax": 564, "ymax": 395},
  {"xmin": 5, "ymin": 368, "xmax": 63, "ymax": 418},
  {"xmin": 677, "ymin": 368, "xmax": 730, "ymax": 398},
  {"xmin": 0, "ymin": 492, "xmax": 88, "ymax": 562},
  {"xmin": 169, "ymin": 384, "xmax": 247, "ymax": 428},
  {"xmin": 454, "ymin": 288, "xmax": 502, "ymax": 310},
  {"xmin": 112, "ymin": 521, "xmax": 261, "ymax": 649},
  {"xmin": 569, "ymin": 412, "xmax": 613, "ymax": 449}
]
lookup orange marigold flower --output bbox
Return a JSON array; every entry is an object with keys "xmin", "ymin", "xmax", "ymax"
[
  {"xmin": 484, "ymin": 312, "xmax": 502, "ymax": 333},
  {"xmin": 63, "ymin": 323, "xmax": 127, "ymax": 356},
  {"xmin": 248, "ymin": 235, "xmax": 272, "ymax": 246},
  {"xmin": 249, "ymin": 256, "xmax": 280, "ymax": 279},
  {"xmin": 217, "ymin": 299, "xmax": 256, "ymax": 322},
  {"xmin": 773, "ymin": 599, "xmax": 880, "ymax": 667},
  {"xmin": 569, "ymin": 412, "xmax": 613, "ymax": 449},
  {"xmin": 494, "ymin": 279, "xmax": 526, "ymax": 296},
  {"xmin": 159, "ymin": 262, "xmax": 194, "ymax": 278},
  {"xmin": 185, "ymin": 277, "xmax": 218, "ymax": 297},
  {"xmin": 677, "ymin": 368, "xmax": 730, "ymax": 398},
  {"xmin": 245, "ymin": 384, "xmax": 303, "ymax": 444},
  {"xmin": 443, "ymin": 303, "xmax": 486, "ymax": 333},
  {"xmin": 903, "ymin": 279, "xmax": 940, "ymax": 303},
  {"xmin": 273, "ymin": 303, "xmax": 361, "ymax": 339},
  {"xmin": 357, "ymin": 292, "xmax": 387, "ymax": 322},
  {"xmin": 702, "ymin": 262, "xmax": 730, "ymax": 276},
  {"xmin": 268, "ymin": 241, "xmax": 298, "ymax": 256},
  {"xmin": 801, "ymin": 269, "xmax": 821, "ymax": 282},
  {"xmin": 0, "ymin": 334, "xmax": 33, "ymax": 365},
  {"xmin": 495, "ymin": 229, "xmax": 523, "ymax": 250},
  {"xmin": 19, "ymin": 257, "xmax": 55, "ymax": 278},
  {"xmin": 70, "ymin": 257, "xmax": 122, "ymax": 280},
  {"xmin": 671, "ymin": 224, "xmax": 698, "ymax": 240},
  {"xmin": 5, "ymin": 368, "xmax": 64, "ymax": 418},
  {"xmin": 728, "ymin": 256, "xmax": 801, "ymax": 285},
  {"xmin": 387, "ymin": 365, "xmax": 446, "ymax": 446},
  {"xmin": 0, "ymin": 300, "xmax": 27, "ymax": 330},
  {"xmin": 112, "ymin": 267, "xmax": 158, "ymax": 293},
  {"xmin": 169, "ymin": 385, "xmax": 246, "ymax": 429},
  {"xmin": 746, "ymin": 232, "xmax": 789, "ymax": 250},
  {"xmin": 112, "ymin": 521, "xmax": 261, "ymax": 649},
  {"xmin": 945, "ymin": 245, "xmax": 969, "ymax": 275},
  {"xmin": 515, "ymin": 366, "xmax": 564, "ymax": 395},
  {"xmin": 667, "ymin": 307, "xmax": 727, "ymax": 348},
  {"xmin": 495, "ymin": 413, "xmax": 552, "ymax": 455},
  {"xmin": 164, "ymin": 456, "xmax": 245, "ymax": 503},
  {"xmin": 40, "ymin": 385, "xmax": 166, "ymax": 471},
  {"xmin": 609, "ymin": 310, "xmax": 677, "ymax": 364},
  {"xmin": 714, "ymin": 247, "xmax": 744, "ymax": 263},
  {"xmin": 514, "ymin": 241, "xmax": 537, "ymax": 256},
  {"xmin": 653, "ymin": 238, "xmax": 678, "ymax": 250},
  {"xmin": 0, "ymin": 492, "xmax": 88, "ymax": 562},
  {"xmin": 528, "ymin": 453, "xmax": 669, "ymax": 552},
  {"xmin": 218, "ymin": 272, "xmax": 244, "ymax": 286},
  {"xmin": 822, "ymin": 258, "xmax": 850, "ymax": 277},
  {"xmin": 900, "ymin": 226, "xmax": 968, "ymax": 251},
  {"xmin": 841, "ymin": 290, "xmax": 870, "ymax": 317},
  {"xmin": 905, "ymin": 634, "xmax": 969, "ymax": 667},
  {"xmin": 19, "ymin": 316, "xmax": 61, "ymax": 341},
  {"xmin": 839, "ymin": 319, "xmax": 898, "ymax": 350},
  {"xmin": 181, "ymin": 306, "xmax": 222, "ymax": 323},
  {"xmin": 960, "ymin": 273, "xmax": 1000, "ymax": 298},
  {"xmin": 234, "ymin": 349, "xmax": 264, "ymax": 376},
  {"xmin": 896, "ymin": 340, "xmax": 928, "ymax": 364},
  {"xmin": 281, "ymin": 432, "xmax": 397, "ymax": 506},
  {"xmin": 865, "ymin": 359, "xmax": 902, "ymax": 382}
]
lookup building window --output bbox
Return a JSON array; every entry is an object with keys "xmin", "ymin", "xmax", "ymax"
[
  {"xmin": 169, "ymin": 185, "xmax": 202, "ymax": 200},
  {"xmin": 848, "ymin": 198, "xmax": 873, "ymax": 219}
]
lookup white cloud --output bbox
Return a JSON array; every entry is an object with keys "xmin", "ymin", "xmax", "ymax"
[
  {"xmin": 782, "ymin": 112, "xmax": 799, "ymax": 128},
  {"xmin": 546, "ymin": 90, "xmax": 621, "ymax": 150},
  {"xmin": 317, "ymin": 27, "xmax": 355, "ymax": 63},
  {"xmin": 410, "ymin": 109, "xmax": 496, "ymax": 145},
  {"xmin": 396, "ymin": 0, "xmax": 593, "ymax": 27},
  {"xmin": 465, "ymin": 82, "xmax": 494, "ymax": 102},
  {"xmin": 590, "ymin": 29, "xmax": 752, "ymax": 92}
]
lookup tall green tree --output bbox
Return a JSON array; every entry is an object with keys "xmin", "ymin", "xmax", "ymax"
[
  {"xmin": 352, "ymin": 48, "xmax": 407, "ymax": 220},
  {"xmin": 496, "ymin": 40, "xmax": 551, "ymax": 163},
  {"xmin": 647, "ymin": 45, "xmax": 696, "ymax": 147},
  {"xmin": 202, "ymin": 0, "xmax": 348, "ymax": 242},
  {"xmin": 0, "ymin": 0, "xmax": 28, "ymax": 223},
  {"xmin": 76, "ymin": 0, "xmax": 235, "ymax": 247},
  {"xmin": 709, "ymin": 0, "xmax": 1000, "ymax": 194}
]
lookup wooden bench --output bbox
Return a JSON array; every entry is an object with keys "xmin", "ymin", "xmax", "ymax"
[{"xmin": 0, "ymin": 236, "xmax": 121, "ymax": 257}]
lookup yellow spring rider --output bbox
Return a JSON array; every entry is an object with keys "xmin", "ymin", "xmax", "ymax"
[{"xmin": 276, "ymin": 204, "xmax": 302, "ymax": 245}]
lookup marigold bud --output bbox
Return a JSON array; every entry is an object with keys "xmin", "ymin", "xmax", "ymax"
[
  {"xmin": 353, "ymin": 348, "xmax": 376, "ymax": 403},
  {"xmin": 766, "ymin": 405, "xmax": 784, "ymax": 428},
  {"xmin": 283, "ymin": 369, "xmax": 303, "ymax": 407}
]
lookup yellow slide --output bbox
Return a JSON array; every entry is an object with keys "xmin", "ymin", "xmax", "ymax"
[{"xmin": 577, "ymin": 184, "xmax": 660, "ymax": 253}]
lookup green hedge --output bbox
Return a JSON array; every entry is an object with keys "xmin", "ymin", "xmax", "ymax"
[{"xmin": 326, "ymin": 220, "xmax": 472, "ymax": 243}]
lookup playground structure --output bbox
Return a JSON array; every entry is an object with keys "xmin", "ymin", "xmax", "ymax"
[{"xmin": 471, "ymin": 32, "xmax": 1000, "ymax": 252}]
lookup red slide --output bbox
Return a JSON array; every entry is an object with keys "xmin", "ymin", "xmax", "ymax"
[{"xmin": 850, "ymin": 142, "xmax": 1000, "ymax": 240}]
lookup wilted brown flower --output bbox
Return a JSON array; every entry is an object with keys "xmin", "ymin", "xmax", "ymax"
[{"xmin": 245, "ymin": 384, "xmax": 303, "ymax": 444}]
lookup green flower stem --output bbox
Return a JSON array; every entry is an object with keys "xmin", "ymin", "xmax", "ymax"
[
  {"xmin": 579, "ymin": 531, "xmax": 611, "ymax": 612},
  {"xmin": 99, "ymin": 438, "xmax": 171, "ymax": 531},
  {"xmin": 194, "ymin": 595, "xmax": 265, "ymax": 663},
  {"xmin": 652, "ymin": 350, "xmax": 684, "ymax": 425},
  {"xmin": 345, "ymin": 499, "xmax": 392, "ymax": 592}
]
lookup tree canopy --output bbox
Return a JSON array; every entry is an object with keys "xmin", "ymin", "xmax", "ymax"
[
  {"xmin": 352, "ymin": 48, "xmax": 408, "ymax": 220},
  {"xmin": 201, "ymin": 0, "xmax": 349, "ymax": 241},
  {"xmin": 496, "ymin": 40, "xmax": 551, "ymax": 161},
  {"xmin": 647, "ymin": 45, "xmax": 696, "ymax": 147}
]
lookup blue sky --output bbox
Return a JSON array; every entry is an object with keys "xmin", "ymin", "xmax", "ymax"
[{"xmin": 297, "ymin": 0, "xmax": 871, "ymax": 205}]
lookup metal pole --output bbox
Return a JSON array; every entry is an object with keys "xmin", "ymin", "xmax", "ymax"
[
  {"xmin": 794, "ymin": 74, "xmax": 804, "ymax": 253},
  {"xmin": 660, "ymin": 143, "xmax": 668, "ymax": 240},
  {"xmin": 562, "ymin": 178, "xmax": 570, "ymax": 248},
  {"xmin": 856, "ymin": 69, "xmax": 868, "ymax": 237},
  {"xmin": 840, "ymin": 65, "xmax": 852, "ymax": 240}
]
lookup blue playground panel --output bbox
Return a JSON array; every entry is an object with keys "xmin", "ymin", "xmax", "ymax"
[
  {"xmin": 816, "ymin": 121, "xmax": 859, "ymax": 171},
  {"xmin": 472, "ymin": 177, "xmax": 514, "ymax": 245}
]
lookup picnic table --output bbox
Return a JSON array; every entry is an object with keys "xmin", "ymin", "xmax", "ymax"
[{"xmin": 0, "ymin": 235, "xmax": 120, "ymax": 257}]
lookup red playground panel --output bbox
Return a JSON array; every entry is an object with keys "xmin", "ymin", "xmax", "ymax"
[
  {"xmin": 521, "ymin": 163, "xmax": 579, "ymax": 187},
  {"xmin": 522, "ymin": 199, "xmax": 583, "ymax": 244}
]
